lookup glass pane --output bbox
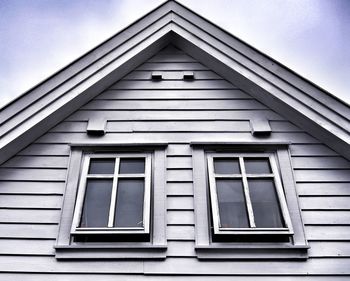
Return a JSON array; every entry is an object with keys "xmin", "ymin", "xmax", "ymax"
[
  {"xmin": 216, "ymin": 179, "xmax": 249, "ymax": 228},
  {"xmin": 245, "ymin": 158, "xmax": 271, "ymax": 174},
  {"xmin": 119, "ymin": 158, "xmax": 145, "ymax": 174},
  {"xmin": 249, "ymin": 179, "xmax": 284, "ymax": 228},
  {"xmin": 88, "ymin": 158, "xmax": 115, "ymax": 174},
  {"xmin": 114, "ymin": 179, "xmax": 144, "ymax": 227},
  {"xmin": 80, "ymin": 179, "xmax": 113, "ymax": 227},
  {"xmin": 214, "ymin": 158, "xmax": 240, "ymax": 174}
]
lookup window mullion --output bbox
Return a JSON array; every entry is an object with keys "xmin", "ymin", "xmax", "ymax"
[
  {"xmin": 108, "ymin": 158, "xmax": 120, "ymax": 228},
  {"xmin": 240, "ymin": 157, "xmax": 256, "ymax": 228}
]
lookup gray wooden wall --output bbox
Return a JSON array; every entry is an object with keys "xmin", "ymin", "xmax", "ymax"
[{"xmin": 0, "ymin": 45, "xmax": 349, "ymax": 280}]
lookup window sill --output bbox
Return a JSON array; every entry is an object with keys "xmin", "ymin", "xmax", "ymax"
[
  {"xmin": 54, "ymin": 243, "xmax": 167, "ymax": 259},
  {"xmin": 195, "ymin": 243, "xmax": 309, "ymax": 260}
]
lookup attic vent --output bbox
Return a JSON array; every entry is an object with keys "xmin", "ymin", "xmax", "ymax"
[
  {"xmin": 250, "ymin": 117, "xmax": 272, "ymax": 136},
  {"xmin": 87, "ymin": 118, "xmax": 107, "ymax": 136},
  {"xmin": 183, "ymin": 71, "xmax": 194, "ymax": 80},
  {"xmin": 151, "ymin": 71, "xmax": 162, "ymax": 80}
]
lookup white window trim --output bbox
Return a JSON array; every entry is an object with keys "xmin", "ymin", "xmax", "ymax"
[
  {"xmin": 207, "ymin": 152, "xmax": 293, "ymax": 236},
  {"xmin": 55, "ymin": 144, "xmax": 167, "ymax": 260},
  {"xmin": 191, "ymin": 143, "xmax": 309, "ymax": 260},
  {"xmin": 71, "ymin": 153, "xmax": 152, "ymax": 236}
]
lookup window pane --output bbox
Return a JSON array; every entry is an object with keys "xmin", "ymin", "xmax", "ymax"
[
  {"xmin": 249, "ymin": 179, "xmax": 284, "ymax": 228},
  {"xmin": 216, "ymin": 179, "xmax": 249, "ymax": 228},
  {"xmin": 119, "ymin": 158, "xmax": 145, "ymax": 174},
  {"xmin": 245, "ymin": 158, "xmax": 271, "ymax": 174},
  {"xmin": 80, "ymin": 179, "xmax": 113, "ymax": 227},
  {"xmin": 88, "ymin": 158, "xmax": 115, "ymax": 174},
  {"xmin": 114, "ymin": 179, "xmax": 144, "ymax": 227},
  {"xmin": 214, "ymin": 158, "xmax": 240, "ymax": 174}
]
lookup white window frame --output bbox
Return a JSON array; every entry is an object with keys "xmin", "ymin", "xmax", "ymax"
[
  {"xmin": 207, "ymin": 152, "xmax": 293, "ymax": 236},
  {"xmin": 55, "ymin": 145, "xmax": 167, "ymax": 260},
  {"xmin": 71, "ymin": 153, "xmax": 152, "ymax": 236},
  {"xmin": 191, "ymin": 143, "xmax": 309, "ymax": 260}
]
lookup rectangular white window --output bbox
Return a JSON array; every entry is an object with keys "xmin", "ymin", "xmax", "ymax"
[
  {"xmin": 207, "ymin": 152, "xmax": 293, "ymax": 236},
  {"xmin": 71, "ymin": 153, "xmax": 151, "ymax": 236}
]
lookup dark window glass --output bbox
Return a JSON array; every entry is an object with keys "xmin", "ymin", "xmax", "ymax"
[
  {"xmin": 249, "ymin": 179, "xmax": 284, "ymax": 228},
  {"xmin": 119, "ymin": 158, "xmax": 145, "ymax": 174},
  {"xmin": 216, "ymin": 179, "xmax": 249, "ymax": 228},
  {"xmin": 245, "ymin": 158, "xmax": 271, "ymax": 174},
  {"xmin": 80, "ymin": 179, "xmax": 113, "ymax": 227},
  {"xmin": 88, "ymin": 158, "xmax": 115, "ymax": 174},
  {"xmin": 214, "ymin": 158, "xmax": 240, "ymax": 174},
  {"xmin": 114, "ymin": 179, "xmax": 144, "ymax": 227}
]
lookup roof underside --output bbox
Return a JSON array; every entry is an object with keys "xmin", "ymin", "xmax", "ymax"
[{"xmin": 0, "ymin": 0, "xmax": 349, "ymax": 163}]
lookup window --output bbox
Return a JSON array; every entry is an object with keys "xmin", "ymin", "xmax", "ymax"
[
  {"xmin": 207, "ymin": 153, "xmax": 292, "ymax": 238},
  {"xmin": 55, "ymin": 145, "xmax": 167, "ymax": 259},
  {"xmin": 71, "ymin": 153, "xmax": 152, "ymax": 241},
  {"xmin": 192, "ymin": 143, "xmax": 308, "ymax": 259}
]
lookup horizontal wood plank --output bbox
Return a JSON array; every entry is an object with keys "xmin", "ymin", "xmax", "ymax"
[
  {"xmin": 303, "ymin": 211, "xmax": 350, "ymax": 225},
  {"xmin": 52, "ymin": 121, "xmax": 253, "ymax": 133},
  {"xmin": 290, "ymin": 145, "xmax": 338, "ymax": 156},
  {"xmin": 82, "ymin": 99, "xmax": 267, "ymax": 110},
  {"xmin": 144, "ymin": 257, "xmax": 350, "ymax": 274},
  {"xmin": 167, "ymin": 210, "xmax": 194, "ymax": 225},
  {"xmin": 300, "ymin": 197, "xmax": 350, "ymax": 210},
  {"xmin": 123, "ymin": 70, "xmax": 221, "ymax": 80},
  {"xmin": 297, "ymin": 183, "xmax": 350, "ymax": 196},
  {"xmin": 0, "ymin": 209, "xmax": 60, "ymax": 224},
  {"xmin": 167, "ymin": 196, "xmax": 193, "ymax": 210},
  {"xmin": 2, "ymin": 156, "xmax": 69, "ymax": 169},
  {"xmin": 167, "ymin": 225, "xmax": 195, "ymax": 240},
  {"xmin": 0, "ymin": 195, "xmax": 62, "ymax": 209},
  {"xmin": 35, "ymin": 132, "xmax": 319, "ymax": 144},
  {"xmin": 167, "ymin": 183, "xmax": 193, "ymax": 196},
  {"xmin": 136, "ymin": 62, "xmax": 208, "ymax": 71},
  {"xmin": 67, "ymin": 110, "xmax": 283, "ymax": 121},
  {"xmin": 0, "ymin": 169, "xmax": 66, "ymax": 182},
  {"xmin": 0, "ymin": 182, "xmax": 65, "ymax": 195},
  {"xmin": 0, "ymin": 224, "xmax": 58, "ymax": 239},
  {"xmin": 167, "ymin": 169, "xmax": 193, "ymax": 182},
  {"xmin": 295, "ymin": 170, "xmax": 350, "ymax": 182},
  {"xmin": 96, "ymin": 89, "xmax": 251, "ymax": 100},
  {"xmin": 18, "ymin": 144, "xmax": 70, "ymax": 156},
  {"xmin": 0, "ymin": 239, "xmax": 55, "ymax": 255},
  {"xmin": 292, "ymin": 157, "xmax": 350, "ymax": 169},
  {"xmin": 305, "ymin": 226, "xmax": 350, "ymax": 240}
]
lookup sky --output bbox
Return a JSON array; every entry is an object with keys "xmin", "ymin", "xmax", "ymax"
[{"xmin": 0, "ymin": 0, "xmax": 349, "ymax": 108}]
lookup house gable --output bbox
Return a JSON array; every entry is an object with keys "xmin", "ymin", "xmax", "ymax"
[
  {"xmin": 0, "ymin": 0, "xmax": 349, "ymax": 165},
  {"xmin": 0, "ymin": 45, "xmax": 349, "ymax": 276}
]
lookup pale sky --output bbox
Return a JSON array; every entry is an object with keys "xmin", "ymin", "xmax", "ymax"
[{"xmin": 0, "ymin": 0, "xmax": 349, "ymax": 108}]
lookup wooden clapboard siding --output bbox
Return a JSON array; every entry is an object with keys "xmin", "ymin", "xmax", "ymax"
[{"xmin": 0, "ymin": 45, "xmax": 349, "ymax": 279}]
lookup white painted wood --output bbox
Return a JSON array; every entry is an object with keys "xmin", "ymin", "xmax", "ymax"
[
  {"xmin": 96, "ymin": 89, "xmax": 250, "ymax": 99},
  {"xmin": 82, "ymin": 99, "xmax": 267, "ymax": 110},
  {"xmin": 0, "ymin": 209, "xmax": 60, "ymax": 224}
]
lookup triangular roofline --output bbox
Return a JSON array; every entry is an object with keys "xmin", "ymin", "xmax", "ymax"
[{"xmin": 0, "ymin": 0, "xmax": 349, "ymax": 163}]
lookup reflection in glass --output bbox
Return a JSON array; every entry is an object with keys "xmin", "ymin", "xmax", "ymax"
[
  {"xmin": 114, "ymin": 179, "xmax": 144, "ymax": 227},
  {"xmin": 245, "ymin": 158, "xmax": 271, "ymax": 174},
  {"xmin": 80, "ymin": 179, "xmax": 112, "ymax": 227},
  {"xmin": 249, "ymin": 179, "xmax": 284, "ymax": 228},
  {"xmin": 119, "ymin": 158, "xmax": 145, "ymax": 174},
  {"xmin": 88, "ymin": 158, "xmax": 115, "ymax": 174},
  {"xmin": 216, "ymin": 179, "xmax": 249, "ymax": 228},
  {"xmin": 214, "ymin": 158, "xmax": 240, "ymax": 174}
]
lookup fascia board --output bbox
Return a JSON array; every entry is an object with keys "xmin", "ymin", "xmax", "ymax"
[
  {"xmin": 0, "ymin": 1, "xmax": 174, "ymax": 124},
  {"xmin": 0, "ymin": 25, "xmax": 173, "ymax": 165},
  {"xmin": 0, "ymin": 13, "xmax": 173, "ymax": 139},
  {"xmin": 169, "ymin": 17, "xmax": 349, "ymax": 134},
  {"xmin": 169, "ymin": 25, "xmax": 350, "ymax": 159},
  {"xmin": 171, "ymin": 1, "xmax": 350, "ymax": 119}
]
